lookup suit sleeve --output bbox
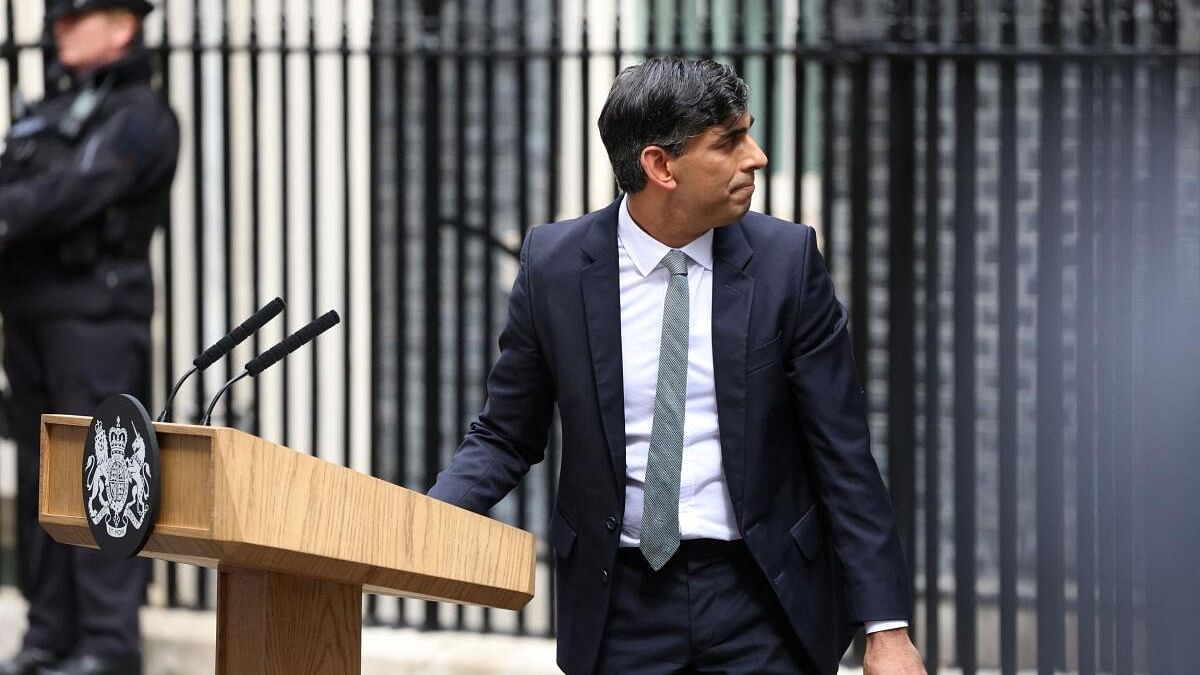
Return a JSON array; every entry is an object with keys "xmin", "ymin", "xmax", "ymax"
[
  {"xmin": 785, "ymin": 227, "xmax": 912, "ymax": 624},
  {"xmin": 0, "ymin": 102, "xmax": 179, "ymax": 243},
  {"xmin": 427, "ymin": 228, "xmax": 556, "ymax": 513}
]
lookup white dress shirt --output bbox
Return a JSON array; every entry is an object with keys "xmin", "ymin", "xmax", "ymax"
[
  {"xmin": 617, "ymin": 196, "xmax": 736, "ymax": 548},
  {"xmin": 614, "ymin": 196, "xmax": 907, "ymax": 636}
]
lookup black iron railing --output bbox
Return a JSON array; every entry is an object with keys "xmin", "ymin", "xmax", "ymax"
[{"xmin": 0, "ymin": 2, "xmax": 1196, "ymax": 672}]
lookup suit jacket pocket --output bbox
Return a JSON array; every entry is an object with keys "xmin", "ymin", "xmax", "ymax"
[
  {"xmin": 550, "ymin": 509, "xmax": 577, "ymax": 559},
  {"xmin": 747, "ymin": 331, "xmax": 783, "ymax": 374},
  {"xmin": 789, "ymin": 503, "xmax": 825, "ymax": 562}
]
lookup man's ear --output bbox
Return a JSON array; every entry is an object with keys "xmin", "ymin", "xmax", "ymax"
[
  {"xmin": 639, "ymin": 146, "xmax": 677, "ymax": 191},
  {"xmin": 108, "ymin": 11, "xmax": 140, "ymax": 51}
]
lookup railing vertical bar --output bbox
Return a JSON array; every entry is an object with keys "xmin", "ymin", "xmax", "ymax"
[
  {"xmin": 1113, "ymin": 3, "xmax": 1136, "ymax": 672},
  {"xmin": 922, "ymin": 2, "xmax": 942, "ymax": 671},
  {"xmin": 1143, "ymin": 6, "xmax": 1181, "ymax": 675},
  {"xmin": 1035, "ymin": 1, "xmax": 1067, "ymax": 672},
  {"xmin": 515, "ymin": 0, "xmax": 531, "ymax": 635},
  {"xmin": 849, "ymin": 12, "xmax": 871, "ymax": 661},
  {"xmin": 579, "ymin": 1, "xmax": 589, "ymax": 210},
  {"xmin": 190, "ymin": 0, "xmax": 208, "ymax": 610},
  {"xmin": 791, "ymin": 6, "xmax": 806, "ymax": 226},
  {"xmin": 671, "ymin": 0, "xmax": 683, "ymax": 55},
  {"xmin": 392, "ymin": 0, "xmax": 410, "ymax": 628},
  {"xmin": 221, "ymin": 0, "xmax": 234, "ymax": 434},
  {"xmin": 452, "ymin": 0, "xmax": 468, "ymax": 632},
  {"xmin": 420, "ymin": 2, "xmax": 443, "ymax": 632},
  {"xmin": 733, "ymin": 0, "xmax": 745, "ymax": 75},
  {"xmin": 516, "ymin": 0, "xmax": 530, "ymax": 246},
  {"xmin": 953, "ymin": 2, "xmax": 978, "ymax": 673},
  {"xmin": 1074, "ymin": 4, "xmax": 1099, "ymax": 674},
  {"xmin": 366, "ymin": 0, "xmax": 382, "ymax": 627},
  {"xmin": 848, "ymin": 53, "xmax": 868, "ymax": 378},
  {"xmin": 612, "ymin": 4, "xmax": 622, "ymax": 199},
  {"xmin": 479, "ymin": 0, "xmax": 495, "ymax": 633},
  {"xmin": 762, "ymin": 0, "xmax": 775, "ymax": 215},
  {"xmin": 701, "ymin": 0, "xmax": 714, "ymax": 61},
  {"xmin": 646, "ymin": 0, "xmax": 658, "ymax": 57},
  {"xmin": 819, "ymin": 0, "xmax": 835, "ymax": 267},
  {"xmin": 307, "ymin": 0, "xmax": 320, "ymax": 457},
  {"xmin": 279, "ymin": 0, "xmax": 292, "ymax": 449},
  {"xmin": 1142, "ymin": 5, "xmax": 1180, "ymax": 672},
  {"xmin": 885, "ymin": 0, "xmax": 917, "ymax": 631},
  {"xmin": 340, "ymin": 0, "xmax": 353, "ymax": 471},
  {"xmin": 1094, "ymin": 4, "xmax": 1115, "ymax": 670},
  {"xmin": 249, "ymin": 0, "xmax": 262, "ymax": 436},
  {"xmin": 3, "ymin": 0, "xmax": 14, "ymax": 115},
  {"xmin": 613, "ymin": 1, "xmax": 622, "ymax": 92},
  {"xmin": 996, "ymin": 2, "xmax": 1019, "ymax": 673},
  {"xmin": 154, "ymin": 0, "xmax": 177, "ymax": 604}
]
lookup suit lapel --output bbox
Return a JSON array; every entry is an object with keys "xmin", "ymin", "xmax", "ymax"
[
  {"xmin": 711, "ymin": 221, "xmax": 754, "ymax": 523},
  {"xmin": 580, "ymin": 200, "xmax": 627, "ymax": 496}
]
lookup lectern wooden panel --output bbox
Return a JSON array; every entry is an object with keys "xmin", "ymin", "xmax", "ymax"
[{"xmin": 39, "ymin": 414, "xmax": 537, "ymax": 674}]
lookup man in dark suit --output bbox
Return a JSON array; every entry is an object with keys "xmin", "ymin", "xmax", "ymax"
[{"xmin": 429, "ymin": 57, "xmax": 925, "ymax": 675}]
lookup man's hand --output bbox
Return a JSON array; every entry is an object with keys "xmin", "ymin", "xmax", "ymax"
[{"xmin": 863, "ymin": 627, "xmax": 926, "ymax": 675}]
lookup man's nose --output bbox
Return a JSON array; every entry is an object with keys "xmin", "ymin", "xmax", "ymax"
[{"xmin": 745, "ymin": 136, "xmax": 768, "ymax": 170}]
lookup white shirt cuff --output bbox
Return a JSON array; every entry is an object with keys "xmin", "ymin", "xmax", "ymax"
[{"xmin": 864, "ymin": 620, "xmax": 909, "ymax": 634}]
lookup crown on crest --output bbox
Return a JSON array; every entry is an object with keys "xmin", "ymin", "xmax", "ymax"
[{"xmin": 108, "ymin": 417, "xmax": 128, "ymax": 455}]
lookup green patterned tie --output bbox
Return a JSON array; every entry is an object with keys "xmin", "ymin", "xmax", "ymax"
[{"xmin": 640, "ymin": 249, "xmax": 690, "ymax": 571}]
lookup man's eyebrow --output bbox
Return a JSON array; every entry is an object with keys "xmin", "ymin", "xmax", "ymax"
[{"xmin": 716, "ymin": 115, "xmax": 755, "ymax": 140}]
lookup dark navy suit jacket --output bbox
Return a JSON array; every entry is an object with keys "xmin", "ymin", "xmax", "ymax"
[{"xmin": 429, "ymin": 199, "xmax": 912, "ymax": 674}]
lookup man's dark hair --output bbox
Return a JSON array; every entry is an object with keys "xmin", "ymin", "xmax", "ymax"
[{"xmin": 598, "ymin": 57, "xmax": 750, "ymax": 194}]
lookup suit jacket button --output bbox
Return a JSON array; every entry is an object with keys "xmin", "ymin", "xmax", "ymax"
[
  {"xmin": 600, "ymin": 569, "xmax": 609, "ymax": 585},
  {"xmin": 605, "ymin": 516, "xmax": 618, "ymax": 531}
]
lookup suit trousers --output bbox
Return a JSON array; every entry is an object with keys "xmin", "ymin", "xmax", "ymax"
[
  {"xmin": 4, "ymin": 317, "xmax": 148, "ymax": 662},
  {"xmin": 594, "ymin": 539, "xmax": 818, "ymax": 675}
]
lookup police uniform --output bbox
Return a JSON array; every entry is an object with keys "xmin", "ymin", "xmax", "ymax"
[{"xmin": 0, "ymin": 1, "xmax": 177, "ymax": 673}]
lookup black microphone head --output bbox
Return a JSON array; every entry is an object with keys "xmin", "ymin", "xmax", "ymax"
[
  {"xmin": 313, "ymin": 309, "xmax": 340, "ymax": 332},
  {"xmin": 193, "ymin": 296, "xmax": 287, "ymax": 370},
  {"xmin": 240, "ymin": 297, "xmax": 286, "ymax": 336},
  {"xmin": 227, "ymin": 296, "xmax": 286, "ymax": 345},
  {"xmin": 245, "ymin": 310, "xmax": 341, "ymax": 377}
]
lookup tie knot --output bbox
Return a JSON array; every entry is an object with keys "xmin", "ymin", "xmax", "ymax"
[{"xmin": 662, "ymin": 250, "xmax": 689, "ymax": 277}]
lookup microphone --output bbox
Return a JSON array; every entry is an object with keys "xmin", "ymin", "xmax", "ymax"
[
  {"xmin": 201, "ymin": 310, "xmax": 341, "ymax": 426},
  {"xmin": 194, "ymin": 296, "xmax": 287, "ymax": 370},
  {"xmin": 157, "ymin": 297, "xmax": 286, "ymax": 423}
]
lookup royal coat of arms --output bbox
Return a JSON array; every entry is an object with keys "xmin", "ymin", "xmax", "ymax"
[
  {"xmin": 85, "ymin": 415, "xmax": 151, "ymax": 538},
  {"xmin": 82, "ymin": 394, "xmax": 160, "ymax": 558}
]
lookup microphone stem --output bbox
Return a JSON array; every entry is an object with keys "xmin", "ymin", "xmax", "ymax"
[
  {"xmin": 201, "ymin": 370, "xmax": 251, "ymax": 427},
  {"xmin": 157, "ymin": 365, "xmax": 198, "ymax": 423}
]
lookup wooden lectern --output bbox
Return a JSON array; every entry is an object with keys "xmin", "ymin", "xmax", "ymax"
[{"xmin": 38, "ymin": 415, "xmax": 537, "ymax": 674}]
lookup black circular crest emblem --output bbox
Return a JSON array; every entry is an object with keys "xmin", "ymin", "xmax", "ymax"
[{"xmin": 81, "ymin": 394, "xmax": 161, "ymax": 558}]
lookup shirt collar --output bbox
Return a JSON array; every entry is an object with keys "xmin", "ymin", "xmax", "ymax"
[{"xmin": 617, "ymin": 194, "xmax": 715, "ymax": 277}]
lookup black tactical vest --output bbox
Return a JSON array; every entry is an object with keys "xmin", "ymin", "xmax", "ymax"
[{"xmin": 0, "ymin": 51, "xmax": 178, "ymax": 320}]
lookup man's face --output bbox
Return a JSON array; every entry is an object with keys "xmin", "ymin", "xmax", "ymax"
[
  {"xmin": 54, "ymin": 10, "xmax": 137, "ymax": 72},
  {"xmin": 667, "ymin": 112, "xmax": 768, "ymax": 229}
]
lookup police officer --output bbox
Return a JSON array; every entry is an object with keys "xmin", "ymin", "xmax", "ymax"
[{"xmin": 0, "ymin": 1, "xmax": 178, "ymax": 673}]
